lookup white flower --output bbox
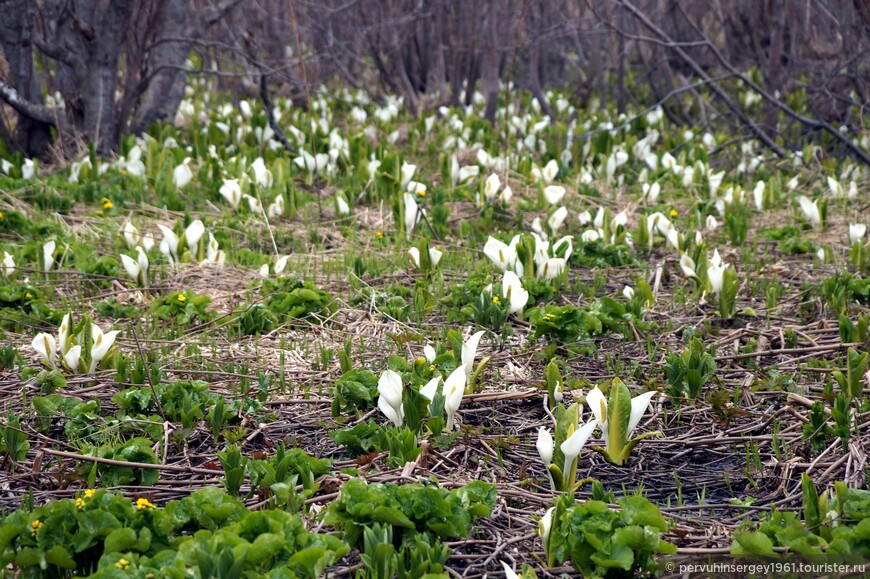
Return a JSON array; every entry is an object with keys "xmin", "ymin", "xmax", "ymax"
[
  {"xmin": 219, "ymin": 179, "xmax": 242, "ymax": 208},
  {"xmin": 250, "ymin": 157, "xmax": 273, "ymax": 187},
  {"xmin": 268, "ymin": 194, "xmax": 285, "ymax": 219},
  {"xmin": 559, "ymin": 420, "xmax": 599, "ymax": 478},
  {"xmin": 798, "ymin": 196, "xmax": 821, "ymax": 227},
  {"xmin": 420, "ymin": 376, "xmax": 441, "ymax": 402},
  {"xmin": 578, "ymin": 210, "xmax": 592, "ymax": 226},
  {"xmin": 423, "ymin": 344, "xmax": 436, "ymax": 364},
  {"xmin": 407, "ymin": 181, "xmax": 427, "ymax": 196},
  {"xmin": 542, "ymin": 159, "xmax": 559, "ymax": 183},
  {"xmin": 185, "ymin": 220, "xmax": 205, "ymax": 254},
  {"xmin": 22, "ymin": 158, "xmax": 36, "ymax": 179},
  {"xmin": 753, "ymin": 181, "xmax": 765, "ymax": 211},
  {"xmin": 484, "ymin": 174, "xmax": 501, "ymax": 201},
  {"xmin": 827, "ymin": 176, "xmax": 843, "ymax": 197},
  {"xmin": 817, "ymin": 247, "xmax": 826, "ymax": 261},
  {"xmin": 548, "ymin": 206, "xmax": 568, "ymax": 235},
  {"xmin": 259, "ymin": 264, "xmax": 270, "ymax": 278},
  {"xmin": 377, "ymin": 369, "xmax": 405, "ymax": 427},
  {"xmin": 173, "ymin": 158, "xmax": 193, "ymax": 190},
  {"xmin": 141, "ymin": 233, "xmax": 155, "ymax": 252},
  {"xmin": 787, "ymin": 176, "xmax": 799, "ymax": 191},
  {"xmin": 536, "ymin": 426, "xmax": 554, "ymax": 466},
  {"xmin": 537, "ymin": 258, "xmax": 566, "ymax": 280},
  {"xmin": 243, "ymin": 194, "xmax": 263, "ymax": 214},
  {"xmin": 158, "ymin": 225, "xmax": 179, "ymax": 262},
  {"xmin": 707, "ymin": 261, "xmax": 727, "ymax": 295},
  {"xmin": 57, "ymin": 313, "xmax": 72, "ymax": 355},
  {"xmin": 483, "ymin": 236, "xmax": 516, "ymax": 271},
  {"xmin": 403, "ymin": 193, "xmax": 418, "ymax": 239},
  {"xmin": 848, "ymin": 224, "xmax": 866, "ymax": 245},
  {"xmin": 502, "ymin": 270, "xmax": 529, "ymax": 315},
  {"xmin": 123, "ymin": 222, "xmax": 140, "ymax": 248},
  {"xmin": 1, "ymin": 252, "xmax": 14, "ymax": 277},
  {"xmin": 63, "ymin": 344, "xmax": 82, "ymax": 373},
  {"xmin": 586, "ymin": 385, "xmax": 656, "ymax": 449},
  {"xmin": 623, "ymin": 285, "xmax": 634, "ymax": 300},
  {"xmin": 274, "ymin": 255, "xmax": 289, "ymax": 275},
  {"xmin": 500, "ymin": 185, "xmax": 513, "ymax": 204},
  {"xmin": 679, "ymin": 253, "xmax": 697, "ymax": 278},
  {"xmin": 543, "ymin": 185, "xmax": 566, "ymax": 205},
  {"xmin": 443, "ymin": 365, "xmax": 467, "ymax": 430},
  {"xmin": 705, "ymin": 215, "xmax": 718, "ymax": 232},
  {"xmin": 500, "ymin": 562, "xmax": 520, "ymax": 579},
  {"xmin": 461, "ymin": 330, "xmax": 485, "ymax": 380},
  {"xmin": 120, "ymin": 246, "xmax": 149, "ymax": 286},
  {"xmin": 43, "ymin": 240, "xmax": 56, "ymax": 272},
  {"xmin": 457, "ymin": 165, "xmax": 479, "ymax": 183},
  {"xmin": 400, "ymin": 162, "xmax": 416, "ymax": 188},
  {"xmin": 666, "ymin": 227, "xmax": 681, "ymax": 251},
  {"xmin": 708, "ymin": 171, "xmax": 725, "ymax": 198},
  {"xmin": 367, "ymin": 159, "xmax": 381, "ymax": 183},
  {"xmin": 643, "ymin": 182, "xmax": 661, "ymax": 203},
  {"xmin": 539, "ymin": 506, "xmax": 555, "ymax": 551},
  {"xmin": 32, "ymin": 332, "xmax": 57, "ymax": 369},
  {"xmin": 336, "ymin": 195, "xmax": 350, "ymax": 216},
  {"xmin": 88, "ymin": 323, "xmax": 120, "ymax": 373}
]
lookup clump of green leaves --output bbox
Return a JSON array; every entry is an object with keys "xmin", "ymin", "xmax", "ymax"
[
  {"xmin": 151, "ymin": 290, "xmax": 213, "ymax": 325},
  {"xmin": 545, "ymin": 493, "xmax": 676, "ymax": 577},
  {"xmin": 731, "ymin": 479, "xmax": 870, "ymax": 555},
  {"xmin": 663, "ymin": 336, "xmax": 717, "ymax": 401},
  {"xmin": 0, "ymin": 487, "xmax": 348, "ymax": 579},
  {"xmin": 323, "ymin": 478, "xmax": 496, "ymax": 548}
]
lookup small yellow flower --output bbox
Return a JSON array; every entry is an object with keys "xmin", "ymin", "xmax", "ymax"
[
  {"xmin": 414, "ymin": 356, "xmax": 426, "ymax": 366},
  {"xmin": 25, "ymin": 292, "xmax": 32, "ymax": 299},
  {"xmin": 375, "ymin": 231, "xmax": 384, "ymax": 239},
  {"xmin": 428, "ymin": 364, "xmax": 436, "ymax": 372},
  {"xmin": 176, "ymin": 293, "xmax": 187, "ymax": 303},
  {"xmin": 543, "ymin": 313, "xmax": 556, "ymax": 322},
  {"xmin": 416, "ymin": 189, "xmax": 425, "ymax": 197},
  {"xmin": 115, "ymin": 558, "xmax": 130, "ymax": 570},
  {"xmin": 135, "ymin": 498, "xmax": 156, "ymax": 511},
  {"xmin": 101, "ymin": 198, "xmax": 113, "ymax": 210},
  {"xmin": 75, "ymin": 497, "xmax": 85, "ymax": 510},
  {"xmin": 669, "ymin": 209, "xmax": 678, "ymax": 218},
  {"xmin": 491, "ymin": 295, "xmax": 501, "ymax": 304},
  {"xmin": 0, "ymin": 211, "xmax": 4, "ymax": 220},
  {"xmin": 30, "ymin": 520, "xmax": 42, "ymax": 535},
  {"xmin": 84, "ymin": 489, "xmax": 96, "ymax": 499}
]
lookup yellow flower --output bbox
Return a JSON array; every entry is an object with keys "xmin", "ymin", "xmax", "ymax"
[
  {"xmin": 669, "ymin": 209, "xmax": 678, "ymax": 218},
  {"xmin": 375, "ymin": 231, "xmax": 384, "ymax": 239},
  {"xmin": 135, "ymin": 498, "xmax": 156, "ymax": 511},
  {"xmin": 416, "ymin": 189, "xmax": 425, "ymax": 197},
  {"xmin": 176, "ymin": 293, "xmax": 187, "ymax": 303},
  {"xmin": 84, "ymin": 489, "xmax": 96, "ymax": 499},
  {"xmin": 543, "ymin": 313, "xmax": 556, "ymax": 322},
  {"xmin": 0, "ymin": 211, "xmax": 4, "ymax": 220},
  {"xmin": 491, "ymin": 295, "xmax": 501, "ymax": 304},
  {"xmin": 30, "ymin": 520, "xmax": 42, "ymax": 535},
  {"xmin": 414, "ymin": 356, "xmax": 426, "ymax": 366},
  {"xmin": 429, "ymin": 364, "xmax": 436, "ymax": 372},
  {"xmin": 115, "ymin": 558, "xmax": 130, "ymax": 570},
  {"xmin": 75, "ymin": 497, "xmax": 85, "ymax": 510},
  {"xmin": 102, "ymin": 200, "xmax": 113, "ymax": 210},
  {"xmin": 25, "ymin": 292, "xmax": 32, "ymax": 299}
]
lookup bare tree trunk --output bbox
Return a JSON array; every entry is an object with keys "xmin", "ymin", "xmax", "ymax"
[
  {"xmin": 130, "ymin": 0, "xmax": 191, "ymax": 134},
  {"xmin": 0, "ymin": 0, "xmax": 52, "ymax": 157},
  {"xmin": 482, "ymin": 0, "xmax": 500, "ymax": 124}
]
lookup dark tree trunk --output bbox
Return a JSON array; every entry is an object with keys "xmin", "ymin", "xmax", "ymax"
[
  {"xmin": 0, "ymin": 0, "xmax": 52, "ymax": 157},
  {"xmin": 130, "ymin": 0, "xmax": 191, "ymax": 134}
]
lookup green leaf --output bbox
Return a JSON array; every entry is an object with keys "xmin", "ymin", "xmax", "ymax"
[
  {"xmin": 104, "ymin": 527, "xmax": 137, "ymax": 553},
  {"xmin": 606, "ymin": 379, "xmax": 632, "ymax": 466},
  {"xmin": 731, "ymin": 531, "xmax": 775, "ymax": 555},
  {"xmin": 619, "ymin": 496, "xmax": 669, "ymax": 531},
  {"xmin": 373, "ymin": 506, "xmax": 415, "ymax": 529}
]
